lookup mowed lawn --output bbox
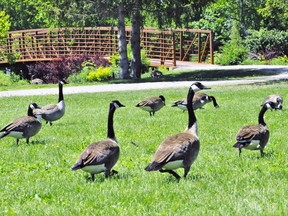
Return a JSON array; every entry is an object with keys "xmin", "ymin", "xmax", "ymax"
[{"xmin": 0, "ymin": 81, "xmax": 287, "ymax": 215}]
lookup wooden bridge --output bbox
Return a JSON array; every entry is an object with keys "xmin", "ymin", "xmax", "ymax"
[{"xmin": 0, "ymin": 27, "xmax": 214, "ymax": 67}]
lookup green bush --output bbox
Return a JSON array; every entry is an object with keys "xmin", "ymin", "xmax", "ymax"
[
  {"xmin": 215, "ymin": 21, "xmax": 249, "ymax": 65},
  {"xmin": 246, "ymin": 29, "xmax": 288, "ymax": 57},
  {"xmin": 0, "ymin": 72, "xmax": 12, "ymax": 86},
  {"xmin": 270, "ymin": 55, "xmax": 288, "ymax": 65},
  {"xmin": 67, "ymin": 66, "xmax": 92, "ymax": 83},
  {"xmin": 215, "ymin": 42, "xmax": 248, "ymax": 65},
  {"xmin": 86, "ymin": 67, "xmax": 111, "ymax": 81}
]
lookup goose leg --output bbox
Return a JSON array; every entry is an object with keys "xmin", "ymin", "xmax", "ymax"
[
  {"xmin": 111, "ymin": 170, "xmax": 118, "ymax": 175},
  {"xmin": 49, "ymin": 122, "xmax": 53, "ymax": 126},
  {"xmin": 183, "ymin": 167, "xmax": 191, "ymax": 179},
  {"xmin": 16, "ymin": 139, "xmax": 20, "ymax": 145},
  {"xmin": 91, "ymin": 174, "xmax": 95, "ymax": 181},
  {"xmin": 26, "ymin": 138, "xmax": 29, "ymax": 144},
  {"xmin": 159, "ymin": 169, "xmax": 181, "ymax": 182},
  {"xmin": 238, "ymin": 148, "xmax": 242, "ymax": 157},
  {"xmin": 260, "ymin": 149, "xmax": 265, "ymax": 157}
]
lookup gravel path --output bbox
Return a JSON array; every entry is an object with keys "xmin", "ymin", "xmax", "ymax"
[{"xmin": 1, "ymin": 65, "xmax": 288, "ymax": 98}]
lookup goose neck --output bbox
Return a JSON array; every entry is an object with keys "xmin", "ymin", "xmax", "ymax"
[
  {"xmin": 58, "ymin": 83, "xmax": 64, "ymax": 102},
  {"xmin": 187, "ymin": 88, "xmax": 197, "ymax": 133},
  {"xmin": 258, "ymin": 105, "xmax": 268, "ymax": 126},
  {"xmin": 107, "ymin": 107, "xmax": 116, "ymax": 140}
]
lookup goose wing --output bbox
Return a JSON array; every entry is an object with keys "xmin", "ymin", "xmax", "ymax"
[
  {"xmin": 172, "ymin": 99, "xmax": 186, "ymax": 106},
  {"xmin": 0, "ymin": 116, "xmax": 37, "ymax": 132},
  {"xmin": 136, "ymin": 97, "xmax": 159, "ymax": 107},
  {"xmin": 72, "ymin": 139, "xmax": 119, "ymax": 170},
  {"xmin": 146, "ymin": 132, "xmax": 198, "ymax": 171},
  {"xmin": 234, "ymin": 124, "xmax": 268, "ymax": 148}
]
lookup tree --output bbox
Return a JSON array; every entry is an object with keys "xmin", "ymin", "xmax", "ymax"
[
  {"xmin": 0, "ymin": 11, "xmax": 11, "ymax": 61},
  {"xmin": 118, "ymin": 1, "xmax": 130, "ymax": 79},
  {"xmin": 130, "ymin": 0, "xmax": 142, "ymax": 79}
]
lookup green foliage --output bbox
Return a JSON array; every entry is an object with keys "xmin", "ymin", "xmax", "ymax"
[
  {"xmin": 246, "ymin": 29, "xmax": 288, "ymax": 57},
  {"xmin": 67, "ymin": 66, "xmax": 91, "ymax": 83},
  {"xmin": 0, "ymin": 71, "xmax": 27, "ymax": 86},
  {"xmin": 0, "ymin": 72, "xmax": 12, "ymax": 86},
  {"xmin": 0, "ymin": 83, "xmax": 287, "ymax": 215},
  {"xmin": 215, "ymin": 21, "xmax": 248, "ymax": 65},
  {"xmin": 257, "ymin": 0, "xmax": 288, "ymax": 30},
  {"xmin": 86, "ymin": 67, "xmax": 111, "ymax": 81},
  {"xmin": 270, "ymin": 56, "xmax": 288, "ymax": 65}
]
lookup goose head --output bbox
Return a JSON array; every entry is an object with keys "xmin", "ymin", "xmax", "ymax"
[
  {"xmin": 191, "ymin": 82, "xmax": 211, "ymax": 92},
  {"xmin": 110, "ymin": 100, "xmax": 125, "ymax": 110},
  {"xmin": 262, "ymin": 94, "xmax": 283, "ymax": 110},
  {"xmin": 159, "ymin": 95, "xmax": 166, "ymax": 106}
]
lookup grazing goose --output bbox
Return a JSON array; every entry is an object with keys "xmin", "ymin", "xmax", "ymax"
[
  {"xmin": 262, "ymin": 94, "xmax": 283, "ymax": 110},
  {"xmin": 145, "ymin": 82, "xmax": 210, "ymax": 181},
  {"xmin": 233, "ymin": 101, "xmax": 282, "ymax": 157},
  {"xmin": 0, "ymin": 103, "xmax": 42, "ymax": 145},
  {"xmin": 136, "ymin": 95, "xmax": 165, "ymax": 116},
  {"xmin": 72, "ymin": 100, "xmax": 125, "ymax": 181},
  {"xmin": 35, "ymin": 80, "xmax": 66, "ymax": 126},
  {"xmin": 172, "ymin": 92, "xmax": 219, "ymax": 111}
]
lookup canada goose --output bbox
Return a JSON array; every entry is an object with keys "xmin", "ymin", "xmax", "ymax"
[
  {"xmin": 262, "ymin": 94, "xmax": 283, "ymax": 110},
  {"xmin": 145, "ymin": 82, "xmax": 210, "ymax": 181},
  {"xmin": 0, "ymin": 103, "xmax": 42, "ymax": 145},
  {"xmin": 71, "ymin": 100, "xmax": 125, "ymax": 181},
  {"xmin": 136, "ymin": 95, "xmax": 165, "ymax": 116},
  {"xmin": 233, "ymin": 101, "xmax": 282, "ymax": 157},
  {"xmin": 35, "ymin": 80, "xmax": 65, "ymax": 126},
  {"xmin": 151, "ymin": 70, "xmax": 163, "ymax": 79},
  {"xmin": 172, "ymin": 92, "xmax": 219, "ymax": 111}
]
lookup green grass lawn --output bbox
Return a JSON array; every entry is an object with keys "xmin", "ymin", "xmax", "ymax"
[{"xmin": 0, "ymin": 81, "xmax": 287, "ymax": 215}]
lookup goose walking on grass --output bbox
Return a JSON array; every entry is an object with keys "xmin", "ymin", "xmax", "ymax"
[
  {"xmin": 0, "ymin": 103, "xmax": 42, "ymax": 145},
  {"xmin": 172, "ymin": 92, "xmax": 219, "ymax": 111},
  {"xmin": 34, "ymin": 80, "xmax": 66, "ymax": 126},
  {"xmin": 136, "ymin": 95, "xmax": 165, "ymax": 116},
  {"xmin": 145, "ymin": 82, "xmax": 210, "ymax": 182},
  {"xmin": 72, "ymin": 100, "xmax": 125, "ymax": 181},
  {"xmin": 233, "ymin": 101, "xmax": 282, "ymax": 157}
]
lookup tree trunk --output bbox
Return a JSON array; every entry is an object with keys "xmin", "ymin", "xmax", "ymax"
[
  {"xmin": 118, "ymin": 1, "xmax": 129, "ymax": 79},
  {"xmin": 130, "ymin": 0, "xmax": 142, "ymax": 79}
]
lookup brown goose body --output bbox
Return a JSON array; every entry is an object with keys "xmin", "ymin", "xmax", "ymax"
[
  {"xmin": 72, "ymin": 100, "xmax": 125, "ymax": 181},
  {"xmin": 35, "ymin": 81, "xmax": 65, "ymax": 125},
  {"xmin": 0, "ymin": 103, "xmax": 42, "ymax": 144},
  {"xmin": 136, "ymin": 95, "xmax": 165, "ymax": 116},
  {"xmin": 172, "ymin": 92, "xmax": 219, "ymax": 111},
  {"xmin": 233, "ymin": 101, "xmax": 280, "ymax": 157},
  {"xmin": 145, "ymin": 82, "xmax": 210, "ymax": 181}
]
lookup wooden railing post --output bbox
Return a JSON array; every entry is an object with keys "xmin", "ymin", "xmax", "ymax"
[
  {"xmin": 198, "ymin": 32, "xmax": 201, "ymax": 63},
  {"xmin": 209, "ymin": 31, "xmax": 214, "ymax": 64},
  {"xmin": 172, "ymin": 31, "xmax": 176, "ymax": 66}
]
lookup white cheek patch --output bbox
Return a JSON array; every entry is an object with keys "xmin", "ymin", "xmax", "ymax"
[
  {"xmin": 114, "ymin": 103, "xmax": 120, "ymax": 109},
  {"xmin": 191, "ymin": 85, "xmax": 200, "ymax": 92}
]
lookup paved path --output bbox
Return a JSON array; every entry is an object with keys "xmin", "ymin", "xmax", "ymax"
[{"xmin": 1, "ymin": 65, "xmax": 288, "ymax": 98}]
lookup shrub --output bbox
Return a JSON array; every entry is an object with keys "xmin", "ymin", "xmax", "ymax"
[
  {"xmin": 215, "ymin": 21, "xmax": 249, "ymax": 65},
  {"xmin": 246, "ymin": 29, "xmax": 288, "ymax": 59},
  {"xmin": 27, "ymin": 54, "xmax": 109, "ymax": 83},
  {"xmin": 215, "ymin": 42, "xmax": 248, "ymax": 65},
  {"xmin": 0, "ymin": 72, "xmax": 12, "ymax": 86},
  {"xmin": 86, "ymin": 67, "xmax": 111, "ymax": 81}
]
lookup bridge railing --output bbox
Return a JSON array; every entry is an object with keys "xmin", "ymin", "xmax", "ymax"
[{"xmin": 0, "ymin": 27, "xmax": 214, "ymax": 66}]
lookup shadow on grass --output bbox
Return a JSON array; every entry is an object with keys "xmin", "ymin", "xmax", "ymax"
[{"xmin": 108, "ymin": 68, "xmax": 286, "ymax": 84}]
